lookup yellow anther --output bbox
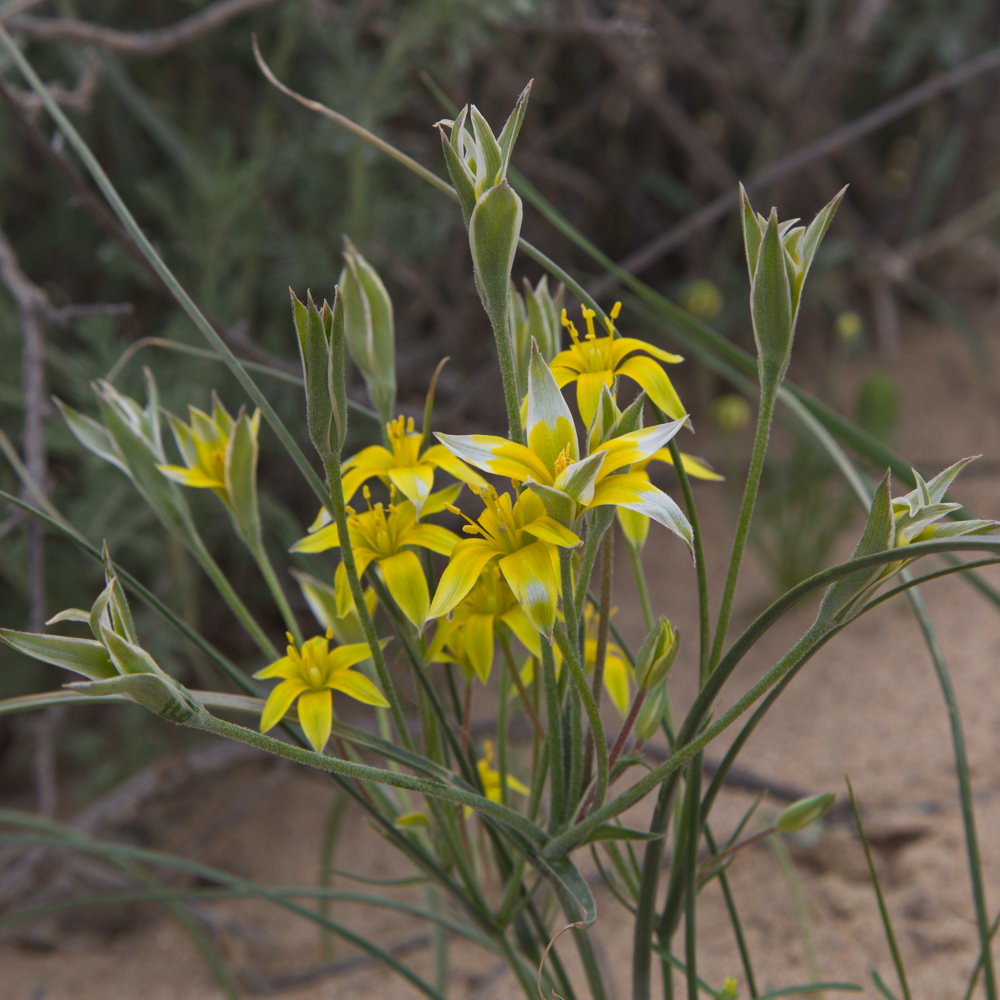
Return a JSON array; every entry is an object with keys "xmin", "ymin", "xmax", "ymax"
[
  {"xmin": 285, "ymin": 631, "xmax": 295, "ymax": 646},
  {"xmin": 462, "ymin": 524, "xmax": 479, "ymax": 534},
  {"xmin": 406, "ymin": 416, "xmax": 415, "ymax": 434},
  {"xmin": 610, "ymin": 301, "xmax": 622, "ymax": 320},
  {"xmin": 324, "ymin": 627, "xmax": 334, "ymax": 640},
  {"xmin": 554, "ymin": 444, "xmax": 573, "ymax": 477},
  {"xmin": 445, "ymin": 503, "xmax": 463, "ymax": 516}
]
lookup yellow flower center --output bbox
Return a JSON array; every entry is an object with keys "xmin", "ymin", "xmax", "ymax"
[
  {"xmin": 348, "ymin": 500, "xmax": 402, "ymax": 558},
  {"xmin": 553, "ymin": 444, "xmax": 574, "ymax": 478},
  {"xmin": 386, "ymin": 414, "xmax": 422, "ymax": 466},
  {"xmin": 560, "ymin": 301, "xmax": 623, "ymax": 374}
]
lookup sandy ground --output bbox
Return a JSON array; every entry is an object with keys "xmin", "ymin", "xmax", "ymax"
[{"xmin": 3, "ymin": 316, "xmax": 1000, "ymax": 998}]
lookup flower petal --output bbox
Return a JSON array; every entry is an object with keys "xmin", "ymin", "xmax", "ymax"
[
  {"xmin": 387, "ymin": 464, "xmax": 435, "ymax": 512},
  {"xmin": 423, "ymin": 444, "xmax": 490, "ymax": 490},
  {"xmin": 610, "ymin": 337, "xmax": 684, "ymax": 366},
  {"xmin": 574, "ymin": 371, "xmax": 614, "ymax": 429},
  {"xmin": 327, "ymin": 640, "xmax": 380, "ymax": 672},
  {"xmin": 291, "ymin": 522, "xmax": 341, "ymax": 554},
  {"xmin": 260, "ymin": 678, "xmax": 307, "ymax": 732},
  {"xmin": 603, "ymin": 650, "xmax": 632, "ymax": 716},
  {"xmin": 378, "ymin": 550, "xmax": 430, "ymax": 626},
  {"xmin": 649, "ymin": 448, "xmax": 724, "ymax": 481},
  {"xmin": 400, "ymin": 523, "xmax": 460, "ymax": 556},
  {"xmin": 435, "ymin": 433, "xmax": 551, "ymax": 484},
  {"xmin": 463, "ymin": 612, "xmax": 496, "ymax": 683},
  {"xmin": 526, "ymin": 346, "xmax": 579, "ymax": 470},
  {"xmin": 592, "ymin": 473, "xmax": 693, "ymax": 549},
  {"xmin": 428, "ymin": 541, "xmax": 498, "ymax": 620},
  {"xmin": 521, "ymin": 515, "xmax": 582, "ymax": 548},
  {"xmin": 498, "ymin": 540, "xmax": 560, "ymax": 635},
  {"xmin": 157, "ymin": 463, "xmax": 223, "ymax": 489},
  {"xmin": 616, "ymin": 355, "xmax": 687, "ymax": 420},
  {"xmin": 297, "ymin": 689, "xmax": 333, "ymax": 751},
  {"xmin": 595, "ymin": 420, "xmax": 687, "ymax": 476},
  {"xmin": 499, "ymin": 607, "xmax": 541, "ymax": 658},
  {"xmin": 254, "ymin": 655, "xmax": 297, "ymax": 680},
  {"xmin": 617, "ymin": 505, "xmax": 650, "ymax": 551},
  {"xmin": 328, "ymin": 669, "xmax": 390, "ymax": 707}
]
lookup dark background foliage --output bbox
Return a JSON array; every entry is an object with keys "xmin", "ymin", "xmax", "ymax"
[{"xmin": 2, "ymin": 0, "xmax": 999, "ymax": 789}]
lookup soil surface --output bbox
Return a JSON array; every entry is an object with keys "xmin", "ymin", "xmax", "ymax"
[{"xmin": 3, "ymin": 316, "xmax": 1000, "ymax": 998}]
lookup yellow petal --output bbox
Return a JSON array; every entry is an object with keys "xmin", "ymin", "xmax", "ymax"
[
  {"xmin": 260, "ymin": 678, "xmax": 307, "ymax": 732},
  {"xmin": 387, "ymin": 464, "xmax": 435, "ymax": 511},
  {"xmin": 522, "ymin": 516, "xmax": 581, "ymax": 549},
  {"xmin": 574, "ymin": 371, "xmax": 614, "ymax": 428},
  {"xmin": 254, "ymin": 655, "xmax": 296, "ymax": 680},
  {"xmin": 157, "ymin": 463, "xmax": 223, "ymax": 489},
  {"xmin": 435, "ymin": 433, "xmax": 552, "ymax": 484},
  {"xmin": 292, "ymin": 522, "xmax": 341, "ymax": 554},
  {"xmin": 401, "ymin": 523, "xmax": 459, "ymax": 556},
  {"xmin": 603, "ymin": 651, "xmax": 632, "ymax": 716},
  {"xmin": 617, "ymin": 506, "xmax": 650, "ymax": 551},
  {"xmin": 505, "ymin": 773, "xmax": 531, "ymax": 796},
  {"xmin": 297, "ymin": 689, "xmax": 333, "ymax": 751},
  {"xmin": 498, "ymin": 540, "xmax": 560, "ymax": 635},
  {"xmin": 610, "ymin": 337, "xmax": 683, "ymax": 366},
  {"xmin": 328, "ymin": 669, "xmax": 389, "ymax": 707},
  {"xmin": 428, "ymin": 540, "xmax": 498, "ymax": 620},
  {"xmin": 651, "ymin": 448, "xmax": 724, "ymax": 481},
  {"xmin": 327, "ymin": 641, "xmax": 378, "ymax": 672},
  {"xmin": 378, "ymin": 550, "xmax": 429, "ymax": 626},
  {"xmin": 616, "ymin": 354, "xmax": 687, "ymax": 420},
  {"xmin": 423, "ymin": 444, "xmax": 490, "ymax": 490},
  {"xmin": 463, "ymin": 613, "xmax": 495, "ymax": 683}
]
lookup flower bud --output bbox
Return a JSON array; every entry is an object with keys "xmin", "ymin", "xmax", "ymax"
[
  {"xmin": 634, "ymin": 679, "xmax": 669, "ymax": 743},
  {"xmin": 291, "ymin": 288, "xmax": 348, "ymax": 461},
  {"xmin": 740, "ymin": 184, "xmax": 845, "ymax": 388},
  {"xmin": 510, "ymin": 276, "xmax": 564, "ymax": 395},
  {"xmin": 775, "ymin": 792, "xmax": 835, "ymax": 833},
  {"xmin": 339, "ymin": 241, "xmax": 396, "ymax": 426},
  {"xmin": 635, "ymin": 618, "xmax": 679, "ymax": 691},
  {"xmin": 470, "ymin": 180, "xmax": 523, "ymax": 335}
]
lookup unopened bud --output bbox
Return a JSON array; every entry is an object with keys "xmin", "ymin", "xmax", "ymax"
[
  {"xmin": 636, "ymin": 618, "xmax": 678, "ymax": 690},
  {"xmin": 634, "ymin": 680, "xmax": 669, "ymax": 743},
  {"xmin": 775, "ymin": 792, "xmax": 835, "ymax": 833}
]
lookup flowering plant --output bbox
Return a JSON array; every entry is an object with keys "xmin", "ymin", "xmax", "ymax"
[{"xmin": 2, "ymin": 53, "xmax": 999, "ymax": 1000}]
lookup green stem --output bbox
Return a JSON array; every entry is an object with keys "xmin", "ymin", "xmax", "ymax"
[
  {"xmin": 905, "ymin": 584, "xmax": 995, "ymax": 1000},
  {"xmin": 709, "ymin": 381, "xmax": 778, "ymax": 671},
  {"xmin": 666, "ymin": 438, "xmax": 710, "ymax": 680},
  {"xmin": 488, "ymin": 295, "xmax": 524, "ymax": 446},
  {"xmin": 249, "ymin": 538, "xmax": 302, "ymax": 645},
  {"xmin": 321, "ymin": 456, "xmax": 411, "ymax": 750},
  {"xmin": 573, "ymin": 509, "xmax": 613, "ymax": 626},
  {"xmin": 682, "ymin": 761, "xmax": 702, "ymax": 1000},
  {"xmin": 554, "ymin": 622, "xmax": 609, "ymax": 821},
  {"xmin": 560, "ymin": 547, "xmax": 581, "ymax": 653},
  {"xmin": 541, "ymin": 641, "xmax": 567, "ymax": 831},
  {"xmin": 194, "ymin": 712, "xmax": 545, "ymax": 844},
  {"xmin": 626, "ymin": 542, "xmax": 655, "ymax": 632},
  {"xmin": 186, "ymin": 533, "xmax": 278, "ymax": 660}
]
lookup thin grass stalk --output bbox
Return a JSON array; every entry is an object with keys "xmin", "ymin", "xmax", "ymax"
[
  {"xmin": 683, "ymin": 761, "xmax": 703, "ymax": 1000},
  {"xmin": 708, "ymin": 383, "xmax": 779, "ymax": 672},
  {"xmin": 626, "ymin": 541, "xmax": 655, "ymax": 631},
  {"xmin": 846, "ymin": 778, "xmax": 913, "ymax": 1000},
  {"xmin": 904, "ymin": 584, "xmax": 996, "ymax": 1000},
  {"xmin": 542, "ymin": 641, "xmax": 567, "ymax": 831}
]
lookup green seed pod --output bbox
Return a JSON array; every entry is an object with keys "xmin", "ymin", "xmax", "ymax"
[
  {"xmin": 775, "ymin": 792, "xmax": 835, "ymax": 833},
  {"xmin": 470, "ymin": 181, "xmax": 523, "ymax": 334}
]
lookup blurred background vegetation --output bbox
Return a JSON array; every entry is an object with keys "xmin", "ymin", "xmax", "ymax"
[{"xmin": 2, "ymin": 0, "xmax": 1000, "ymax": 796}]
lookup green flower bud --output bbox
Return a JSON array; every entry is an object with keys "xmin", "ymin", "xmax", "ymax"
[
  {"xmin": 438, "ymin": 82, "xmax": 532, "ymax": 227},
  {"xmin": 339, "ymin": 241, "xmax": 396, "ymax": 426},
  {"xmin": 634, "ymin": 679, "xmax": 669, "ymax": 743},
  {"xmin": 740, "ymin": 184, "xmax": 845, "ymax": 388},
  {"xmin": 510, "ymin": 276, "xmax": 564, "ymax": 396},
  {"xmin": 291, "ymin": 288, "xmax": 348, "ymax": 461},
  {"xmin": 775, "ymin": 792, "xmax": 835, "ymax": 833},
  {"xmin": 635, "ymin": 618, "xmax": 679, "ymax": 691},
  {"xmin": 470, "ymin": 180, "xmax": 523, "ymax": 335}
]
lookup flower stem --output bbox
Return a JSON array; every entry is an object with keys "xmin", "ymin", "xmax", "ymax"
[
  {"xmin": 708, "ymin": 382, "xmax": 778, "ymax": 671},
  {"xmin": 249, "ymin": 539, "xmax": 302, "ymax": 646}
]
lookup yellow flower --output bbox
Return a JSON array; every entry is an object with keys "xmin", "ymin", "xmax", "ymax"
[
  {"xmin": 342, "ymin": 415, "xmax": 487, "ymax": 512},
  {"xmin": 477, "ymin": 740, "xmax": 530, "ymax": 802},
  {"xmin": 255, "ymin": 629, "xmax": 388, "ymax": 752},
  {"xmin": 436, "ymin": 347, "xmax": 692, "ymax": 549},
  {"xmin": 292, "ymin": 493, "xmax": 459, "ymax": 627},
  {"xmin": 428, "ymin": 487, "xmax": 580, "ymax": 635},
  {"xmin": 549, "ymin": 301, "xmax": 685, "ymax": 427},
  {"xmin": 158, "ymin": 397, "xmax": 259, "ymax": 502},
  {"xmin": 427, "ymin": 565, "xmax": 541, "ymax": 682}
]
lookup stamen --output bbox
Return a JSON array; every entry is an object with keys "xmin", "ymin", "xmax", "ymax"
[{"xmin": 581, "ymin": 307, "xmax": 598, "ymax": 341}]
